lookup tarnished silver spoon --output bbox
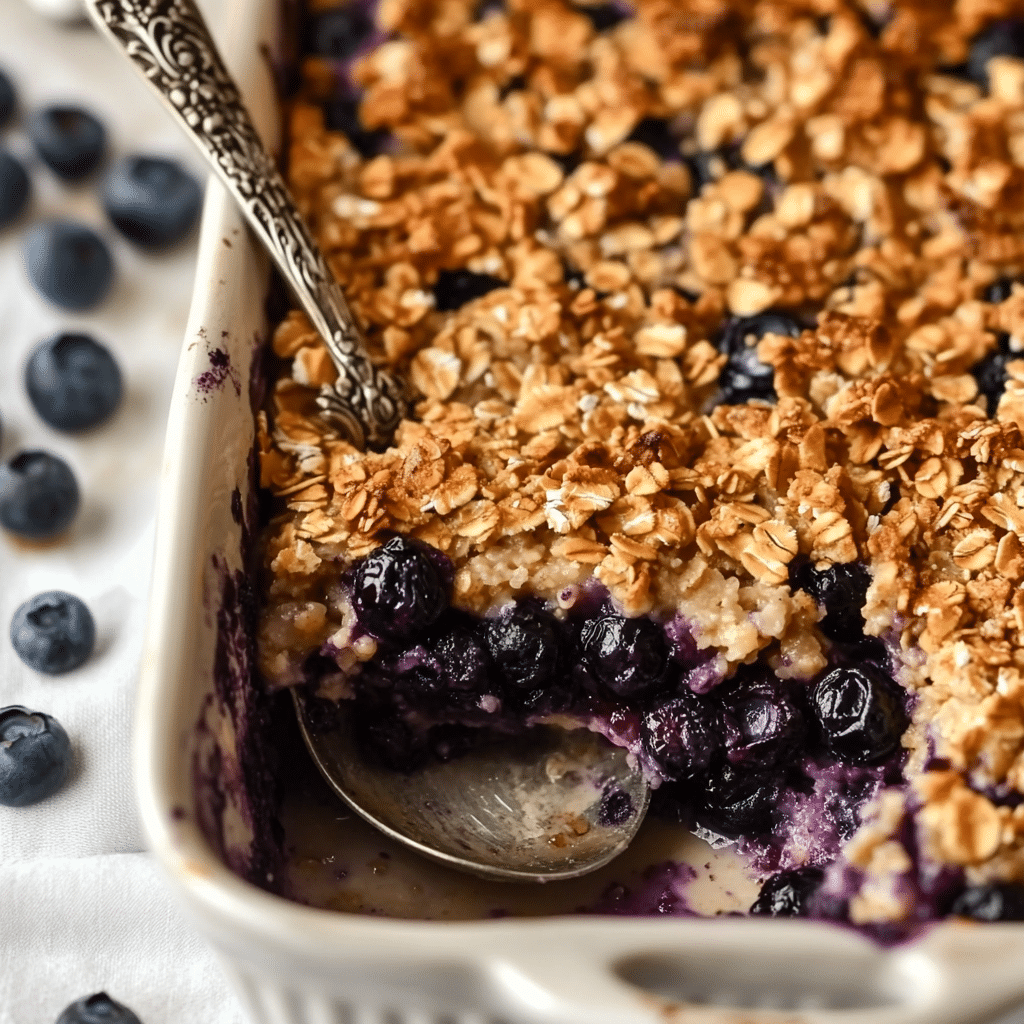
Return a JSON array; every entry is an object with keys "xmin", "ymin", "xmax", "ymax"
[{"xmin": 86, "ymin": 0, "xmax": 650, "ymax": 879}]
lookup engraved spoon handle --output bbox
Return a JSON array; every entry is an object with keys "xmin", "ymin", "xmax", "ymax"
[{"xmin": 84, "ymin": 0, "xmax": 407, "ymax": 451}]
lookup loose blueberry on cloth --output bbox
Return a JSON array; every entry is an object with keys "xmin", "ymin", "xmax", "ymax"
[
  {"xmin": 0, "ymin": 149, "xmax": 30, "ymax": 228},
  {"xmin": 0, "ymin": 706, "xmax": 72, "ymax": 807},
  {"xmin": 101, "ymin": 156, "xmax": 202, "ymax": 249},
  {"xmin": 24, "ymin": 220, "xmax": 114, "ymax": 310},
  {"xmin": 55, "ymin": 992, "xmax": 143, "ymax": 1024},
  {"xmin": 27, "ymin": 104, "xmax": 106, "ymax": 179},
  {"xmin": 26, "ymin": 331, "xmax": 123, "ymax": 432},
  {"xmin": 11, "ymin": 591, "xmax": 95, "ymax": 675},
  {"xmin": 0, "ymin": 450, "xmax": 80, "ymax": 539}
]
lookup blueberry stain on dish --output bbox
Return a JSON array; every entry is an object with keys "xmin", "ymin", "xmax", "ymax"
[
  {"xmin": 55, "ymin": 992, "xmax": 143, "ymax": 1024},
  {"xmin": 27, "ymin": 105, "xmax": 106, "ymax": 180},
  {"xmin": 23, "ymin": 220, "xmax": 114, "ymax": 311},
  {"xmin": 10, "ymin": 591, "xmax": 95, "ymax": 675},
  {"xmin": 26, "ymin": 331, "xmax": 123, "ymax": 432},
  {"xmin": 0, "ymin": 450, "xmax": 80, "ymax": 540},
  {"xmin": 967, "ymin": 20, "xmax": 1024, "ymax": 91},
  {"xmin": 433, "ymin": 269, "xmax": 508, "ymax": 311},
  {"xmin": 718, "ymin": 311, "xmax": 800, "ymax": 404},
  {"xmin": 0, "ymin": 68, "xmax": 16, "ymax": 127},
  {"xmin": 0, "ymin": 149, "xmax": 29, "ymax": 229},
  {"xmin": 750, "ymin": 866, "xmax": 824, "ymax": 917},
  {"xmin": 101, "ymin": 156, "xmax": 203, "ymax": 249},
  {"xmin": 0, "ymin": 706, "xmax": 72, "ymax": 807}
]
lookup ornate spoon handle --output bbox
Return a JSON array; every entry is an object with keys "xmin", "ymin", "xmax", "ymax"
[{"xmin": 84, "ymin": 0, "xmax": 408, "ymax": 451}]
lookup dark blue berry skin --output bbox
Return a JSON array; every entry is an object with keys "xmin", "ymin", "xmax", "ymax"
[
  {"xmin": 696, "ymin": 761, "xmax": 782, "ymax": 839},
  {"xmin": 627, "ymin": 118, "xmax": 678, "ymax": 158},
  {"xmin": 0, "ymin": 69, "xmax": 15, "ymax": 128},
  {"xmin": 0, "ymin": 706, "xmax": 72, "ymax": 807},
  {"xmin": 950, "ymin": 883, "xmax": 1024, "ymax": 921},
  {"xmin": 641, "ymin": 691, "xmax": 720, "ymax": 781},
  {"xmin": 687, "ymin": 148, "xmax": 741, "ymax": 190},
  {"xmin": 750, "ymin": 866, "xmax": 824, "ymax": 917},
  {"xmin": 968, "ymin": 20, "xmax": 1024, "ymax": 91},
  {"xmin": 434, "ymin": 269, "xmax": 507, "ymax": 311},
  {"xmin": 484, "ymin": 603, "xmax": 560, "ymax": 691},
  {"xmin": 810, "ymin": 665, "xmax": 908, "ymax": 766},
  {"xmin": 322, "ymin": 97, "xmax": 389, "ymax": 158},
  {"xmin": 792, "ymin": 561, "xmax": 871, "ymax": 643},
  {"xmin": 972, "ymin": 347, "xmax": 1010, "ymax": 416},
  {"xmin": 351, "ymin": 536, "xmax": 449, "ymax": 640},
  {"xmin": 10, "ymin": 591, "xmax": 95, "ymax": 674},
  {"xmin": 24, "ymin": 220, "xmax": 114, "ymax": 311},
  {"xmin": 26, "ymin": 332, "xmax": 123, "ymax": 432},
  {"xmin": 432, "ymin": 626, "xmax": 492, "ymax": 692},
  {"xmin": 718, "ymin": 312, "xmax": 800, "ymax": 404},
  {"xmin": 55, "ymin": 992, "xmax": 142, "ymax": 1024},
  {"xmin": 718, "ymin": 672, "xmax": 807, "ymax": 769},
  {"xmin": 582, "ymin": 3, "xmax": 627, "ymax": 31},
  {"xmin": 101, "ymin": 156, "xmax": 202, "ymax": 249},
  {"xmin": 580, "ymin": 613, "xmax": 669, "ymax": 698},
  {"xmin": 27, "ymin": 105, "xmax": 106, "ymax": 180},
  {"xmin": 0, "ymin": 450, "xmax": 80, "ymax": 540},
  {"xmin": 0, "ymin": 150, "xmax": 29, "ymax": 228},
  {"xmin": 306, "ymin": 5, "xmax": 374, "ymax": 59},
  {"xmin": 985, "ymin": 279, "xmax": 1016, "ymax": 304}
]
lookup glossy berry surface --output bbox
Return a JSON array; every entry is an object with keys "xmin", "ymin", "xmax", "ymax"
[
  {"xmin": 580, "ymin": 613, "xmax": 669, "ymax": 697},
  {"xmin": 640, "ymin": 691, "xmax": 720, "ymax": 780},
  {"xmin": 484, "ymin": 603, "xmax": 559, "ymax": 690},
  {"xmin": 949, "ymin": 882, "xmax": 1024, "ymax": 921},
  {"xmin": 24, "ymin": 220, "xmax": 114, "ymax": 311},
  {"xmin": 26, "ymin": 332, "xmax": 123, "ymax": 432},
  {"xmin": 431, "ymin": 626, "xmax": 492, "ymax": 692},
  {"xmin": 351, "ymin": 536, "xmax": 448, "ymax": 640},
  {"xmin": 10, "ymin": 591, "xmax": 95, "ymax": 675},
  {"xmin": 0, "ymin": 149, "xmax": 29, "ymax": 229},
  {"xmin": 972, "ymin": 348, "xmax": 1010, "ymax": 416},
  {"xmin": 967, "ymin": 20, "xmax": 1024, "ymax": 90},
  {"xmin": 810, "ymin": 665, "xmax": 908, "ymax": 765},
  {"xmin": 323, "ymin": 97, "xmax": 389, "ymax": 158},
  {"xmin": 0, "ymin": 450, "xmax": 80, "ymax": 540},
  {"xmin": 101, "ymin": 156, "xmax": 202, "ymax": 249},
  {"xmin": 0, "ymin": 706, "xmax": 72, "ymax": 807},
  {"xmin": 792, "ymin": 561, "xmax": 871, "ymax": 642},
  {"xmin": 27, "ymin": 105, "xmax": 106, "ymax": 179},
  {"xmin": 696, "ymin": 761, "xmax": 782, "ymax": 839},
  {"xmin": 750, "ymin": 866, "xmax": 824, "ymax": 917},
  {"xmin": 434, "ymin": 269, "xmax": 507, "ymax": 311},
  {"xmin": 718, "ymin": 312, "xmax": 800, "ymax": 404},
  {"xmin": 55, "ymin": 992, "xmax": 142, "ymax": 1024},
  {"xmin": 0, "ymin": 69, "xmax": 15, "ymax": 127},
  {"xmin": 306, "ymin": 5, "xmax": 374, "ymax": 58},
  {"xmin": 719, "ymin": 672, "xmax": 806, "ymax": 769}
]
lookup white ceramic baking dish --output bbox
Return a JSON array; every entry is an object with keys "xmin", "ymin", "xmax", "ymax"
[{"xmin": 136, "ymin": 0, "xmax": 1024, "ymax": 1021}]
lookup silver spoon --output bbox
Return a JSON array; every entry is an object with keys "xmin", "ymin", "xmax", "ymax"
[{"xmin": 86, "ymin": 0, "xmax": 650, "ymax": 881}]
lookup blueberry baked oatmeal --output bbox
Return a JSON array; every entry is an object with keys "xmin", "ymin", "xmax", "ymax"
[{"xmin": 256, "ymin": 0, "xmax": 1024, "ymax": 929}]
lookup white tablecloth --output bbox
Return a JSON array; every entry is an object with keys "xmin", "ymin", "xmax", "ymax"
[{"xmin": 0, "ymin": 1, "xmax": 243, "ymax": 1020}]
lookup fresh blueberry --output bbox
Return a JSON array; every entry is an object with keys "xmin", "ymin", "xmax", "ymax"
[
  {"xmin": 580, "ymin": 3, "xmax": 627, "ymax": 31},
  {"xmin": 972, "ymin": 346, "xmax": 1011, "ymax": 416},
  {"xmin": 306, "ymin": 5, "xmax": 374, "ymax": 59},
  {"xmin": 433, "ymin": 269, "xmax": 507, "ymax": 312},
  {"xmin": 949, "ymin": 882, "xmax": 1024, "ymax": 921},
  {"xmin": 791, "ymin": 561, "xmax": 871, "ymax": 643},
  {"xmin": 26, "ymin": 332, "xmax": 123, "ymax": 432},
  {"xmin": 27, "ymin": 105, "xmax": 106, "ymax": 179},
  {"xmin": 750, "ymin": 866, "xmax": 824, "ymax": 917},
  {"xmin": 10, "ymin": 591, "xmax": 95, "ymax": 675},
  {"xmin": 967, "ymin": 20, "xmax": 1024, "ymax": 91},
  {"xmin": 0, "ymin": 149, "xmax": 29, "ymax": 228},
  {"xmin": 580, "ymin": 613, "xmax": 669, "ymax": 697},
  {"xmin": 100, "ymin": 156, "xmax": 202, "ymax": 249},
  {"xmin": 323, "ymin": 97, "xmax": 389, "ymax": 158},
  {"xmin": 640, "ymin": 691, "xmax": 720, "ymax": 781},
  {"xmin": 0, "ymin": 69, "xmax": 15, "ymax": 127},
  {"xmin": 55, "ymin": 992, "xmax": 142, "ymax": 1024},
  {"xmin": 24, "ymin": 220, "xmax": 114, "ymax": 311},
  {"xmin": 351, "ymin": 536, "xmax": 448, "ymax": 640},
  {"xmin": 626, "ymin": 118, "xmax": 679, "ymax": 159},
  {"xmin": 718, "ymin": 672, "xmax": 807, "ymax": 769},
  {"xmin": 718, "ymin": 312, "xmax": 800, "ymax": 404},
  {"xmin": 0, "ymin": 706, "xmax": 72, "ymax": 807},
  {"xmin": 483, "ymin": 603, "xmax": 560, "ymax": 690},
  {"xmin": 985, "ymin": 278, "xmax": 1016, "ymax": 304},
  {"xmin": 696, "ymin": 761, "xmax": 782, "ymax": 839},
  {"xmin": 810, "ymin": 665, "xmax": 908, "ymax": 765},
  {"xmin": 0, "ymin": 450, "xmax": 80, "ymax": 540}
]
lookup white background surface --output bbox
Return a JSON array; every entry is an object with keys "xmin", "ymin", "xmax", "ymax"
[{"xmin": 0, "ymin": 0, "xmax": 244, "ymax": 1019}]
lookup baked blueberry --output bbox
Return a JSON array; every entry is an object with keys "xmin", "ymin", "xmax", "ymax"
[
  {"xmin": 0, "ymin": 149, "xmax": 29, "ymax": 228},
  {"xmin": 24, "ymin": 220, "xmax": 114, "ymax": 310},
  {"xmin": 0, "ymin": 69, "xmax": 15, "ymax": 127},
  {"xmin": 306, "ymin": 5, "xmax": 374, "ymax": 59},
  {"xmin": 640, "ymin": 691, "xmax": 720, "ymax": 781},
  {"xmin": 718, "ymin": 312, "xmax": 800, "ymax": 404},
  {"xmin": 810, "ymin": 665, "xmax": 908, "ymax": 765},
  {"xmin": 352, "ymin": 699, "xmax": 429, "ymax": 772},
  {"xmin": 27, "ymin": 105, "xmax": 106, "ymax": 179},
  {"xmin": 792, "ymin": 561, "xmax": 871, "ymax": 643},
  {"xmin": 718, "ymin": 672, "xmax": 807, "ymax": 769},
  {"xmin": 10, "ymin": 591, "xmax": 95, "ymax": 674},
  {"xmin": 580, "ymin": 613, "xmax": 669, "ymax": 697},
  {"xmin": 985, "ymin": 278, "xmax": 1016, "ymax": 304},
  {"xmin": 351, "ymin": 536, "xmax": 448, "ymax": 640},
  {"xmin": 55, "ymin": 992, "xmax": 142, "ymax": 1024},
  {"xmin": 750, "ymin": 866, "xmax": 824, "ymax": 916},
  {"xmin": 484, "ymin": 603, "xmax": 560, "ymax": 690},
  {"xmin": 433, "ymin": 626, "xmax": 492, "ymax": 691},
  {"xmin": 101, "ymin": 156, "xmax": 202, "ymax": 249},
  {"xmin": 434, "ymin": 269, "xmax": 508, "ymax": 312},
  {"xmin": 0, "ymin": 450, "xmax": 80, "ymax": 540},
  {"xmin": 696, "ymin": 761, "xmax": 782, "ymax": 839},
  {"xmin": 972, "ymin": 347, "xmax": 1010, "ymax": 416},
  {"xmin": 322, "ymin": 97, "xmax": 389, "ymax": 158},
  {"xmin": 580, "ymin": 3, "xmax": 627, "ymax": 31},
  {"xmin": 0, "ymin": 706, "xmax": 72, "ymax": 807},
  {"xmin": 25, "ymin": 332, "xmax": 123, "ymax": 432},
  {"xmin": 687, "ymin": 147, "xmax": 741, "ymax": 190},
  {"xmin": 627, "ymin": 118, "xmax": 678, "ymax": 159},
  {"xmin": 967, "ymin": 20, "xmax": 1024, "ymax": 91},
  {"xmin": 949, "ymin": 882, "xmax": 1024, "ymax": 921}
]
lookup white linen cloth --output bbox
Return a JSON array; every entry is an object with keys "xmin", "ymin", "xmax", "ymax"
[{"xmin": 0, "ymin": 1, "xmax": 243, "ymax": 1020}]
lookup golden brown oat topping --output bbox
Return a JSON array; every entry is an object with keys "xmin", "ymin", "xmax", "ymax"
[{"xmin": 259, "ymin": 0, "xmax": 1024, "ymax": 903}]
